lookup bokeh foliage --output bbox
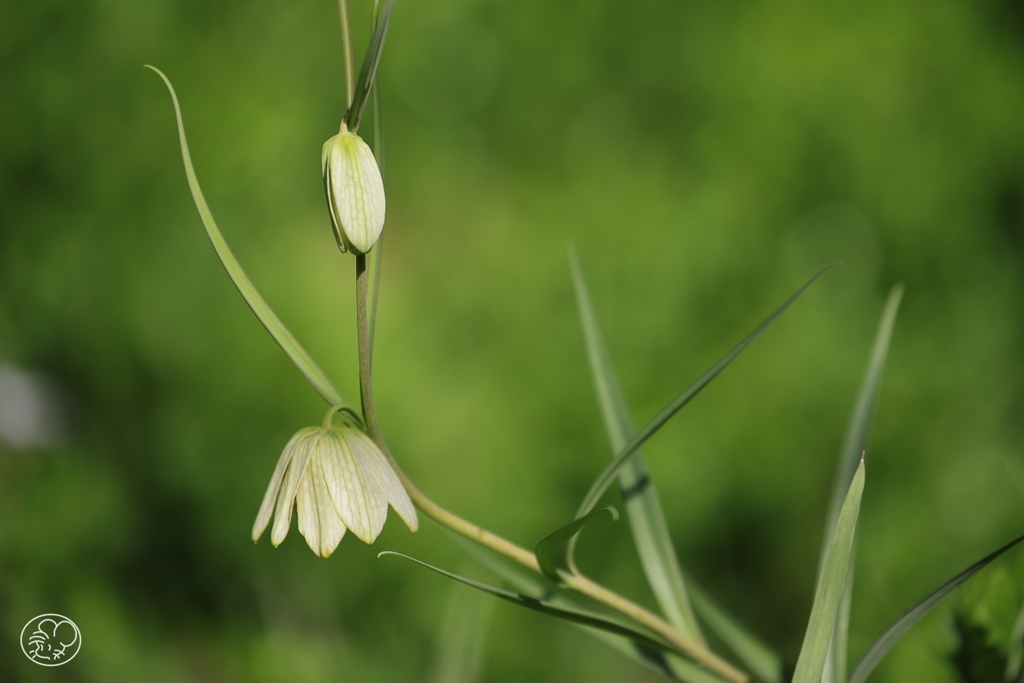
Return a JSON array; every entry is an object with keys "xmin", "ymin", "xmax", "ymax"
[{"xmin": 3, "ymin": 0, "xmax": 1024, "ymax": 681}]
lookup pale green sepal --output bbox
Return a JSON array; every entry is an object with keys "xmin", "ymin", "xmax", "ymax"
[
  {"xmin": 575, "ymin": 262, "xmax": 840, "ymax": 518},
  {"xmin": 379, "ymin": 551, "xmax": 679, "ymax": 657},
  {"xmin": 791, "ymin": 460, "xmax": 865, "ymax": 683},
  {"xmin": 688, "ymin": 582, "xmax": 784, "ymax": 683},
  {"xmin": 848, "ymin": 532, "xmax": 1024, "ymax": 683},
  {"xmin": 570, "ymin": 246, "xmax": 705, "ymax": 643},
  {"xmin": 145, "ymin": 66, "xmax": 349, "ymax": 409},
  {"xmin": 534, "ymin": 506, "xmax": 617, "ymax": 582}
]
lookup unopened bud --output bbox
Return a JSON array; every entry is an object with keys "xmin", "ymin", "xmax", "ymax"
[{"xmin": 321, "ymin": 126, "xmax": 385, "ymax": 255}]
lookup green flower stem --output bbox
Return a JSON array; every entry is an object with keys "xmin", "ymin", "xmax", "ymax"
[
  {"xmin": 353, "ymin": 255, "xmax": 745, "ymax": 683},
  {"xmin": 337, "ymin": 0, "xmax": 355, "ymax": 107}
]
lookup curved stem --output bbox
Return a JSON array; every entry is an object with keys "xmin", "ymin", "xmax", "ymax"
[{"xmin": 352, "ymin": 255, "xmax": 745, "ymax": 683}]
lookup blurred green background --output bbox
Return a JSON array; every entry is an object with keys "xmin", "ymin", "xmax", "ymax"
[{"xmin": 4, "ymin": 0, "xmax": 1024, "ymax": 681}]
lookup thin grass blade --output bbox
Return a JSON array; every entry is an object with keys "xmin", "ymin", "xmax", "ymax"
[
  {"xmin": 791, "ymin": 460, "xmax": 865, "ymax": 683},
  {"xmin": 570, "ymin": 247, "xmax": 706, "ymax": 643},
  {"xmin": 821, "ymin": 286, "xmax": 903, "ymax": 569},
  {"xmin": 535, "ymin": 506, "xmax": 617, "ymax": 581},
  {"xmin": 821, "ymin": 285, "xmax": 903, "ymax": 683},
  {"xmin": 147, "ymin": 66, "xmax": 349, "ymax": 409},
  {"xmin": 448, "ymin": 534, "xmax": 731, "ymax": 683},
  {"xmin": 576, "ymin": 262, "xmax": 839, "ymax": 518},
  {"xmin": 1006, "ymin": 598, "xmax": 1024, "ymax": 682},
  {"xmin": 688, "ymin": 581, "xmax": 785, "ymax": 683},
  {"xmin": 345, "ymin": 0, "xmax": 395, "ymax": 131},
  {"xmin": 429, "ymin": 560, "xmax": 496, "ymax": 683},
  {"xmin": 848, "ymin": 532, "xmax": 1024, "ymax": 683},
  {"xmin": 379, "ymin": 551, "xmax": 678, "ymax": 656},
  {"xmin": 365, "ymin": 0, "xmax": 386, "ymax": 354}
]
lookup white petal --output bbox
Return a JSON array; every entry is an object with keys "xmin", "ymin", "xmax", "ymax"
[
  {"xmin": 347, "ymin": 429, "xmax": 418, "ymax": 533},
  {"xmin": 324, "ymin": 131, "xmax": 385, "ymax": 255},
  {"xmin": 252, "ymin": 429, "xmax": 306, "ymax": 542},
  {"xmin": 296, "ymin": 447, "xmax": 347, "ymax": 557},
  {"xmin": 323, "ymin": 429, "xmax": 387, "ymax": 543},
  {"xmin": 270, "ymin": 428, "xmax": 318, "ymax": 546},
  {"xmin": 295, "ymin": 464, "xmax": 319, "ymax": 553}
]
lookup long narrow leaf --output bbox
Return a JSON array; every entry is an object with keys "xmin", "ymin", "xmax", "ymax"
[
  {"xmin": 688, "ymin": 581, "xmax": 785, "ymax": 683},
  {"xmin": 345, "ymin": 0, "xmax": 395, "ymax": 131},
  {"xmin": 1006, "ymin": 598, "xmax": 1024, "ymax": 683},
  {"xmin": 570, "ymin": 247, "xmax": 705, "ymax": 643},
  {"xmin": 821, "ymin": 285, "xmax": 903, "ymax": 567},
  {"xmin": 848, "ymin": 532, "xmax": 1024, "ymax": 683},
  {"xmin": 147, "ymin": 67, "xmax": 349, "ymax": 409},
  {"xmin": 792, "ymin": 460, "xmax": 865, "ymax": 683},
  {"xmin": 379, "ymin": 551, "xmax": 678, "ymax": 656},
  {"xmin": 449, "ymin": 533, "xmax": 731, "ymax": 683},
  {"xmin": 576, "ymin": 262, "xmax": 839, "ymax": 518},
  {"xmin": 366, "ymin": 0, "xmax": 386, "ymax": 354},
  {"xmin": 821, "ymin": 285, "xmax": 903, "ymax": 683},
  {"xmin": 535, "ymin": 506, "xmax": 617, "ymax": 581}
]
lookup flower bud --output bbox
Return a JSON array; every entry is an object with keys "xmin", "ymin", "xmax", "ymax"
[{"xmin": 321, "ymin": 126, "xmax": 386, "ymax": 254}]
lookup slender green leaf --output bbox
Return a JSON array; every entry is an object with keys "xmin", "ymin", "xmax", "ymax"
[
  {"xmin": 848, "ymin": 532, "xmax": 1024, "ymax": 683},
  {"xmin": 366, "ymin": 0, "xmax": 385, "ymax": 355},
  {"xmin": 1006, "ymin": 598, "xmax": 1024, "ymax": 683},
  {"xmin": 379, "ymin": 551, "xmax": 676, "ymax": 656},
  {"xmin": 429, "ymin": 559, "xmax": 496, "ymax": 683},
  {"xmin": 576, "ymin": 262, "xmax": 839, "ymax": 518},
  {"xmin": 689, "ymin": 581, "xmax": 785, "ymax": 683},
  {"xmin": 345, "ymin": 0, "xmax": 395, "ymax": 131},
  {"xmin": 146, "ymin": 66, "xmax": 349, "ymax": 409},
  {"xmin": 535, "ymin": 506, "xmax": 617, "ymax": 582},
  {"xmin": 448, "ymin": 533, "xmax": 731, "ymax": 683},
  {"xmin": 792, "ymin": 460, "xmax": 865, "ymax": 683},
  {"xmin": 821, "ymin": 284, "xmax": 903, "ymax": 683},
  {"xmin": 821, "ymin": 285, "xmax": 903, "ymax": 567},
  {"xmin": 570, "ymin": 247, "xmax": 705, "ymax": 643}
]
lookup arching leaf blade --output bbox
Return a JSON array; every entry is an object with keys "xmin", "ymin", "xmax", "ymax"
[
  {"xmin": 792, "ymin": 460, "xmax": 865, "ymax": 683},
  {"xmin": 570, "ymin": 246, "xmax": 705, "ymax": 642},
  {"xmin": 379, "ymin": 551, "xmax": 677, "ymax": 656},
  {"xmin": 848, "ymin": 532, "xmax": 1024, "ymax": 683},
  {"xmin": 576, "ymin": 262, "xmax": 839, "ymax": 518},
  {"xmin": 447, "ymin": 535, "xmax": 731, "ymax": 683},
  {"xmin": 535, "ymin": 506, "xmax": 617, "ymax": 582},
  {"xmin": 147, "ymin": 66, "xmax": 349, "ymax": 409}
]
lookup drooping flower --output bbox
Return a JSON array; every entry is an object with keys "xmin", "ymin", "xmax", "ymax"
[
  {"xmin": 321, "ymin": 125, "xmax": 386, "ymax": 255},
  {"xmin": 252, "ymin": 419, "xmax": 417, "ymax": 557}
]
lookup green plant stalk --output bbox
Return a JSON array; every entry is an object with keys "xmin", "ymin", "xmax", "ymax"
[
  {"xmin": 337, "ymin": 0, "xmax": 355, "ymax": 107},
  {"xmin": 352, "ymin": 255, "xmax": 746, "ymax": 683}
]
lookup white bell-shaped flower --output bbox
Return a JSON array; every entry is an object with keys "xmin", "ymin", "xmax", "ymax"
[
  {"xmin": 321, "ymin": 126, "xmax": 386, "ymax": 255},
  {"xmin": 252, "ymin": 422, "xmax": 417, "ymax": 557}
]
